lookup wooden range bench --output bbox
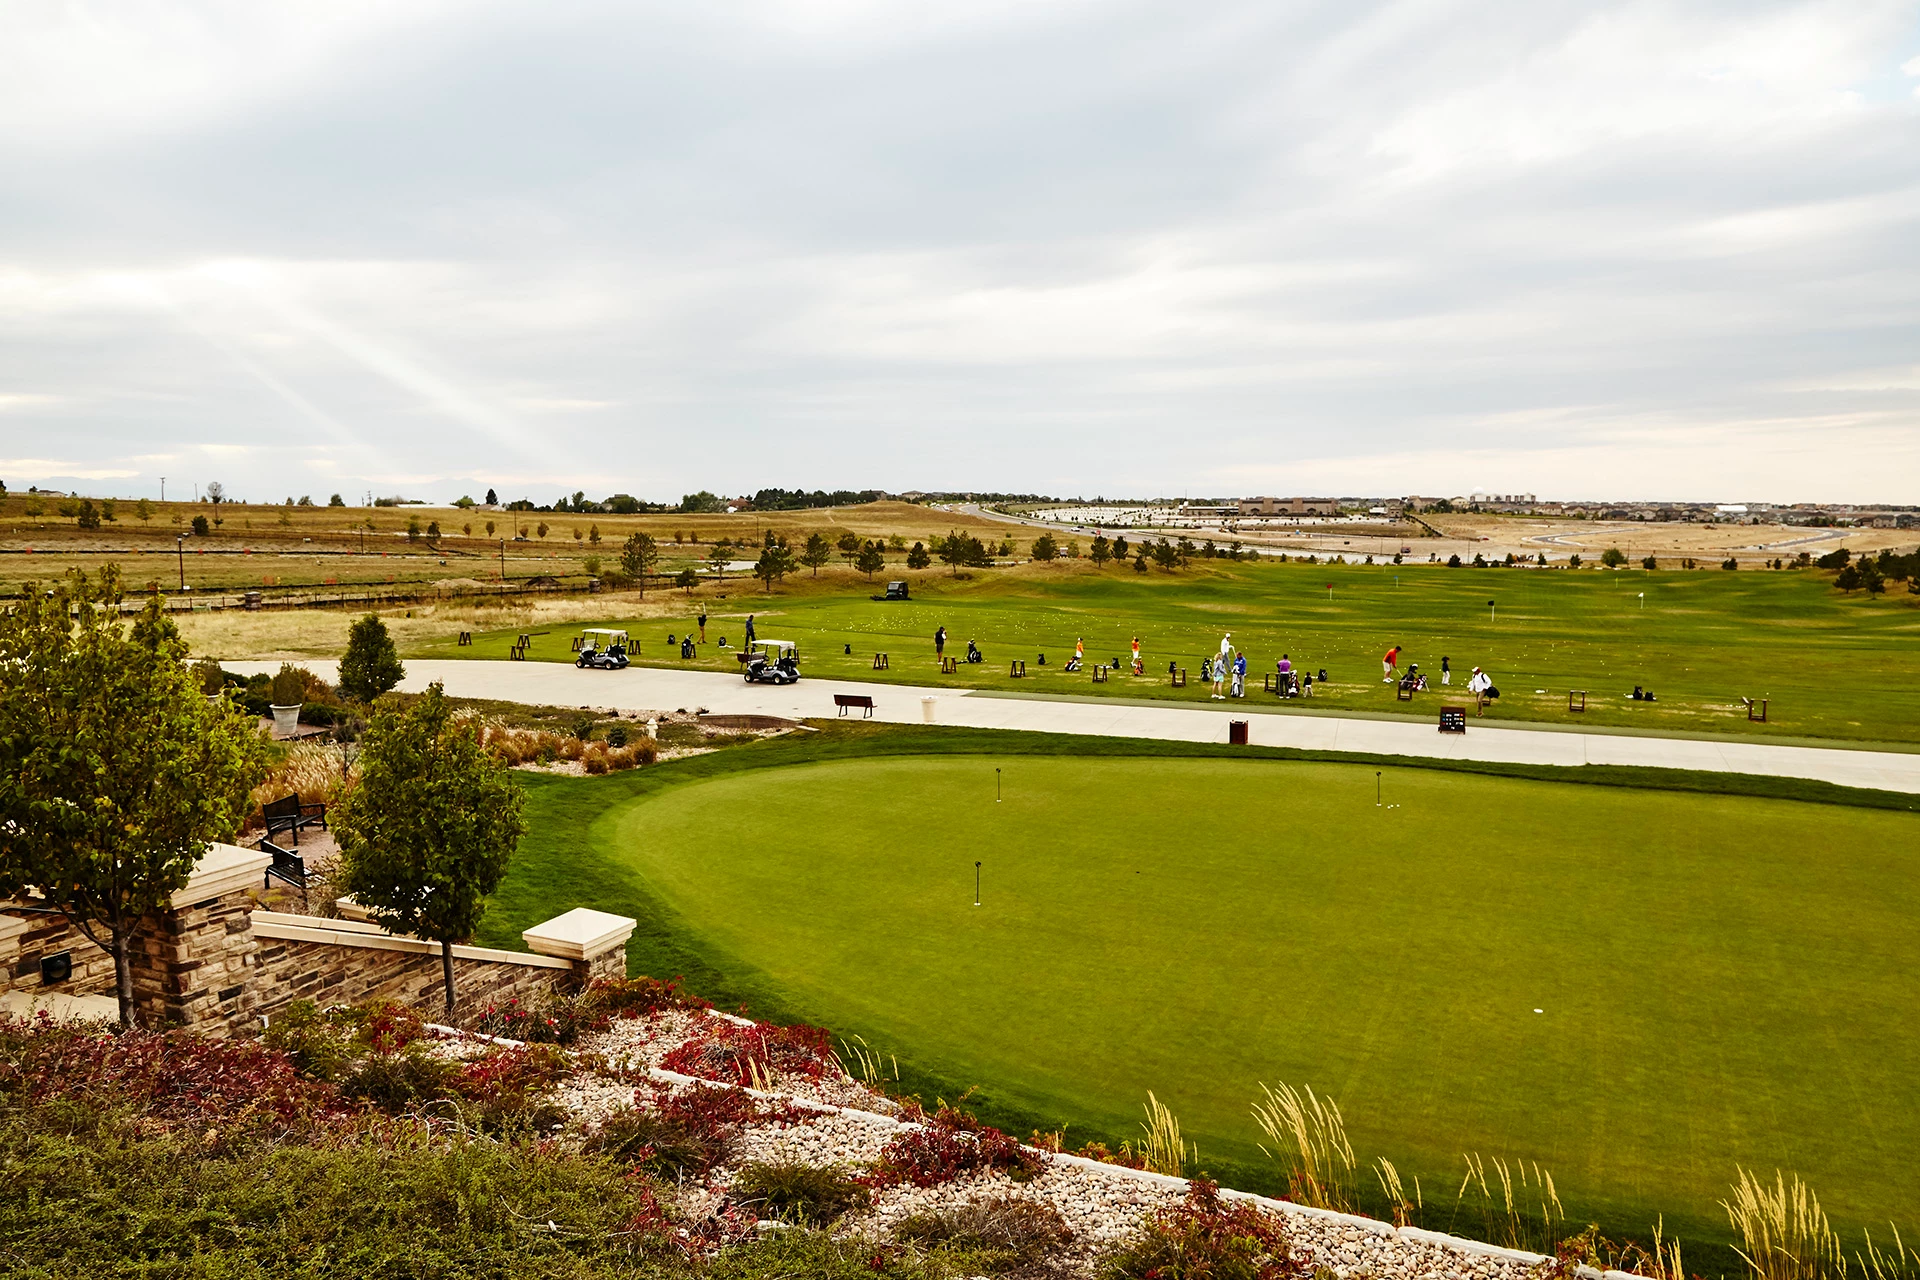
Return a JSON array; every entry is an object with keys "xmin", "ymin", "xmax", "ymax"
[{"xmin": 834, "ymin": 694, "xmax": 876, "ymax": 718}]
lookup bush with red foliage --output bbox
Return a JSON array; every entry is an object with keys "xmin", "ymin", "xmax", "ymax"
[
  {"xmin": 658, "ymin": 1017, "xmax": 836, "ymax": 1085},
  {"xmin": 469, "ymin": 994, "xmax": 605, "ymax": 1045},
  {"xmin": 582, "ymin": 974, "xmax": 711, "ymax": 1019},
  {"xmin": 0, "ymin": 1013, "xmax": 340, "ymax": 1129},
  {"xmin": 1102, "ymin": 1178, "xmax": 1305, "ymax": 1280},
  {"xmin": 867, "ymin": 1104, "xmax": 1042, "ymax": 1188},
  {"xmin": 620, "ymin": 1181, "xmax": 758, "ymax": 1260}
]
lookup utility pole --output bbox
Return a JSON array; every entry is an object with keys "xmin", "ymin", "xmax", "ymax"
[
  {"xmin": 176, "ymin": 536, "xmax": 184, "ymax": 590},
  {"xmin": 160, "ymin": 476, "xmax": 165, "ymax": 503}
]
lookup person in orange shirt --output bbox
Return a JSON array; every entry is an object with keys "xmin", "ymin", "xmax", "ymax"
[{"xmin": 1382, "ymin": 645, "xmax": 1402, "ymax": 683}]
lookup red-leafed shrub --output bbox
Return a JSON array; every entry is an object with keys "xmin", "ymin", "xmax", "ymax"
[
  {"xmin": 0, "ymin": 1014, "xmax": 339, "ymax": 1128},
  {"xmin": 581, "ymin": 974, "xmax": 711, "ymax": 1020},
  {"xmin": 659, "ymin": 1018, "xmax": 835, "ymax": 1085},
  {"xmin": 867, "ymin": 1105, "xmax": 1042, "ymax": 1188},
  {"xmin": 1102, "ymin": 1178, "xmax": 1304, "ymax": 1280},
  {"xmin": 469, "ymin": 994, "xmax": 606, "ymax": 1045},
  {"xmin": 588, "ymin": 1082, "xmax": 810, "ymax": 1178},
  {"xmin": 620, "ymin": 1181, "xmax": 758, "ymax": 1260}
]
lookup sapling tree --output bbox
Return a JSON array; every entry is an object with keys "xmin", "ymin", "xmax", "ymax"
[
  {"xmin": 334, "ymin": 684, "xmax": 525, "ymax": 1014},
  {"xmin": 836, "ymin": 531, "xmax": 861, "ymax": 568},
  {"xmin": 906, "ymin": 540, "xmax": 931, "ymax": 569},
  {"xmin": 1031, "ymin": 533, "xmax": 1058, "ymax": 562},
  {"xmin": 621, "ymin": 531, "xmax": 659, "ymax": 596},
  {"xmin": 755, "ymin": 540, "xmax": 798, "ymax": 591},
  {"xmin": 1089, "ymin": 535, "xmax": 1111, "ymax": 567},
  {"xmin": 856, "ymin": 540, "xmax": 886, "ymax": 579},
  {"xmin": 0, "ymin": 570, "xmax": 267, "ymax": 1026},
  {"xmin": 675, "ymin": 567, "xmax": 700, "ymax": 595},
  {"xmin": 340, "ymin": 613, "xmax": 406, "ymax": 703}
]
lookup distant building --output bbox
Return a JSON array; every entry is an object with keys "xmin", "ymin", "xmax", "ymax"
[{"xmin": 1237, "ymin": 496, "xmax": 1337, "ymax": 517}]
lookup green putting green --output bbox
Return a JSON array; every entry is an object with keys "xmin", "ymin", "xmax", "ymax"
[{"xmin": 501, "ymin": 747, "xmax": 1920, "ymax": 1243}]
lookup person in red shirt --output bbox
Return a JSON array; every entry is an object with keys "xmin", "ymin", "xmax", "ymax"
[{"xmin": 1383, "ymin": 645, "xmax": 1402, "ymax": 683}]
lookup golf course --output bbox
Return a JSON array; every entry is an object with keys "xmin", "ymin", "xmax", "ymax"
[
  {"xmin": 477, "ymin": 728, "xmax": 1920, "ymax": 1249},
  {"xmin": 416, "ymin": 558, "xmax": 1920, "ymax": 746}
]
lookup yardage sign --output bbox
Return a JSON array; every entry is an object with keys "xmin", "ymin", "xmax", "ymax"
[{"xmin": 1438, "ymin": 707, "xmax": 1467, "ymax": 734}]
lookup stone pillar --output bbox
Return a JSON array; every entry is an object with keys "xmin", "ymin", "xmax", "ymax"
[
  {"xmin": 522, "ymin": 907, "xmax": 637, "ymax": 990},
  {"xmin": 127, "ymin": 843, "xmax": 271, "ymax": 1033}
]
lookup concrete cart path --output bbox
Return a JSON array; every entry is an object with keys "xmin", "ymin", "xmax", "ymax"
[{"xmin": 233, "ymin": 659, "xmax": 1920, "ymax": 795}]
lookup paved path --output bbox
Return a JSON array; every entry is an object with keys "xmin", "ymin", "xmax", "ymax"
[{"xmin": 232, "ymin": 659, "xmax": 1920, "ymax": 795}]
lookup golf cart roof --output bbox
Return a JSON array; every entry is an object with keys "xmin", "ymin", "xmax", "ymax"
[
  {"xmin": 581, "ymin": 628, "xmax": 629, "ymax": 637},
  {"xmin": 752, "ymin": 638, "xmax": 797, "ymax": 652}
]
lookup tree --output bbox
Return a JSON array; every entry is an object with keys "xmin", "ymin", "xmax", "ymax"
[
  {"xmin": 332, "ymin": 684, "xmax": 525, "ymax": 1015},
  {"xmin": 0, "ymin": 571, "xmax": 267, "ymax": 1025},
  {"xmin": 485, "ymin": 488, "xmax": 498, "ymax": 505},
  {"xmin": 937, "ymin": 529, "xmax": 985, "ymax": 575},
  {"xmin": 1031, "ymin": 533, "xmax": 1058, "ymax": 562},
  {"xmin": 1835, "ymin": 563, "xmax": 1861, "ymax": 592},
  {"xmin": 329, "ymin": 493, "xmax": 345, "ymax": 506},
  {"xmin": 906, "ymin": 540, "xmax": 931, "ymax": 569},
  {"xmin": 680, "ymin": 491, "xmax": 725, "ymax": 514},
  {"xmin": 136, "ymin": 498, "xmax": 153, "ymax": 522},
  {"xmin": 1089, "ymin": 535, "xmax": 1111, "ymax": 567},
  {"xmin": 1447, "ymin": 554, "xmax": 1462, "ymax": 567},
  {"xmin": 837, "ymin": 531, "xmax": 862, "ymax": 568},
  {"xmin": 406, "ymin": 517, "xmax": 421, "ymax": 543},
  {"xmin": 1112, "ymin": 535, "xmax": 1129, "ymax": 562},
  {"xmin": 427, "ymin": 521, "xmax": 441, "ymax": 540},
  {"xmin": 589, "ymin": 523, "xmax": 601, "ymax": 545},
  {"xmin": 1568, "ymin": 554, "xmax": 1582, "ymax": 568},
  {"xmin": 536, "ymin": 522, "xmax": 549, "ymax": 539},
  {"xmin": 620, "ymin": 531, "xmax": 660, "ymax": 595},
  {"xmin": 1816, "ymin": 547, "xmax": 1851, "ymax": 570},
  {"xmin": 754, "ymin": 541, "xmax": 797, "ymax": 591},
  {"xmin": 1600, "ymin": 547, "xmax": 1627, "ymax": 569},
  {"xmin": 1641, "ymin": 556, "xmax": 1658, "ymax": 570},
  {"xmin": 675, "ymin": 567, "xmax": 699, "ymax": 595},
  {"xmin": 1153, "ymin": 538, "xmax": 1178, "ymax": 570},
  {"xmin": 1860, "ymin": 560, "xmax": 1886, "ymax": 595},
  {"xmin": 76, "ymin": 499, "xmax": 101, "ymax": 530},
  {"xmin": 856, "ymin": 540, "xmax": 886, "ymax": 579},
  {"xmin": 1721, "ymin": 557, "xmax": 1738, "ymax": 571},
  {"xmin": 191, "ymin": 514, "xmax": 211, "ymax": 536},
  {"xmin": 340, "ymin": 613, "xmax": 406, "ymax": 703},
  {"xmin": 1133, "ymin": 548, "xmax": 1148, "ymax": 572},
  {"xmin": 205, "ymin": 481, "xmax": 225, "ymax": 505},
  {"xmin": 801, "ymin": 532, "xmax": 833, "ymax": 576}
]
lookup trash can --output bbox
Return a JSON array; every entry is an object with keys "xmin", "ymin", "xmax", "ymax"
[
  {"xmin": 1228, "ymin": 720, "xmax": 1248, "ymax": 745},
  {"xmin": 921, "ymin": 696, "xmax": 938, "ymax": 723}
]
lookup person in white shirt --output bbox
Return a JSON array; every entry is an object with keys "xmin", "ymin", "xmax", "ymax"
[
  {"xmin": 1212, "ymin": 633, "xmax": 1232, "ymax": 699},
  {"xmin": 1467, "ymin": 665, "xmax": 1493, "ymax": 714}
]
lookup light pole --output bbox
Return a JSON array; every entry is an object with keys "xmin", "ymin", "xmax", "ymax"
[
  {"xmin": 974, "ymin": 861, "xmax": 981, "ymax": 906},
  {"xmin": 1376, "ymin": 771, "xmax": 1382, "ymax": 807},
  {"xmin": 176, "ymin": 536, "xmax": 184, "ymax": 591},
  {"xmin": 996, "ymin": 768, "xmax": 1001, "ymax": 802}
]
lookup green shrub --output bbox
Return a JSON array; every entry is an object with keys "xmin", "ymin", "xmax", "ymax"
[
  {"xmin": 271, "ymin": 663, "xmax": 309, "ymax": 707},
  {"xmin": 732, "ymin": 1160, "xmax": 870, "ymax": 1226},
  {"xmin": 895, "ymin": 1195, "xmax": 1072, "ymax": 1260},
  {"xmin": 1101, "ymin": 1179, "xmax": 1298, "ymax": 1280}
]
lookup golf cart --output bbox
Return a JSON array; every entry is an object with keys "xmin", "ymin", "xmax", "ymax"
[
  {"xmin": 742, "ymin": 639, "xmax": 800, "ymax": 684},
  {"xmin": 872, "ymin": 580, "xmax": 910, "ymax": 602},
  {"xmin": 575, "ymin": 628, "xmax": 631, "ymax": 670}
]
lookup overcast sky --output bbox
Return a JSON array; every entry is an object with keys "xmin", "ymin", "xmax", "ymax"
[{"xmin": 2, "ymin": 1, "xmax": 1917, "ymax": 505}]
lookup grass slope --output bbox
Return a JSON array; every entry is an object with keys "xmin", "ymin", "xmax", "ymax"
[
  {"xmin": 477, "ymin": 727, "xmax": 1920, "ymax": 1251},
  {"xmin": 419, "ymin": 559, "xmax": 1920, "ymax": 745}
]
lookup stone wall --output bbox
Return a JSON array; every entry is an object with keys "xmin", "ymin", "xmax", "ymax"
[
  {"xmin": 249, "ymin": 913, "xmax": 583, "ymax": 1022},
  {"xmin": 3, "ymin": 842, "xmax": 637, "ymax": 1034}
]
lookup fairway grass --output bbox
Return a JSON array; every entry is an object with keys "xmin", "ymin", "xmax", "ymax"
[
  {"xmin": 416, "ymin": 558, "xmax": 1920, "ymax": 746},
  {"xmin": 480, "ymin": 738, "xmax": 1920, "ymax": 1249}
]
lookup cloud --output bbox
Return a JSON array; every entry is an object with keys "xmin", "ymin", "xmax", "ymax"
[{"xmin": 0, "ymin": 0, "xmax": 1916, "ymax": 502}]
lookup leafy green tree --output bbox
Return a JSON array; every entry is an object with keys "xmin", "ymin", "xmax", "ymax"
[
  {"xmin": 856, "ymin": 540, "xmax": 886, "ymax": 579},
  {"xmin": 1835, "ymin": 563, "xmax": 1861, "ymax": 592},
  {"xmin": 333, "ymin": 684, "xmax": 525, "ymax": 1015},
  {"xmin": 329, "ymin": 493, "xmax": 345, "ymax": 506},
  {"xmin": 1721, "ymin": 557, "xmax": 1738, "ymax": 570},
  {"xmin": 340, "ymin": 613, "xmax": 406, "ymax": 703},
  {"xmin": 675, "ymin": 567, "xmax": 700, "ymax": 595},
  {"xmin": 620, "ymin": 532, "xmax": 659, "ymax": 596},
  {"xmin": 1031, "ymin": 533, "xmax": 1058, "ymax": 561},
  {"xmin": 0, "ymin": 571, "xmax": 267, "ymax": 1025},
  {"xmin": 836, "ymin": 530, "xmax": 862, "ymax": 568},
  {"xmin": 588, "ymin": 523, "xmax": 601, "ymax": 545},
  {"xmin": 906, "ymin": 540, "xmax": 931, "ymax": 569},
  {"xmin": 75, "ymin": 499, "xmax": 101, "ymax": 530},
  {"xmin": 1089, "ymin": 535, "xmax": 1111, "ymax": 566},
  {"xmin": 1568, "ymin": 554, "xmax": 1582, "ymax": 568},
  {"xmin": 135, "ymin": 498, "xmax": 153, "ymax": 522},
  {"xmin": 1641, "ymin": 556, "xmax": 1658, "ymax": 570},
  {"xmin": 1112, "ymin": 535, "xmax": 1129, "ymax": 562},
  {"xmin": 1600, "ymin": 547, "xmax": 1627, "ymax": 568},
  {"xmin": 801, "ymin": 532, "xmax": 833, "ymax": 576},
  {"xmin": 1133, "ymin": 548, "xmax": 1148, "ymax": 572},
  {"xmin": 680, "ymin": 491, "xmax": 725, "ymax": 513},
  {"xmin": 706, "ymin": 542, "xmax": 731, "ymax": 580},
  {"xmin": 1153, "ymin": 538, "xmax": 1179, "ymax": 570}
]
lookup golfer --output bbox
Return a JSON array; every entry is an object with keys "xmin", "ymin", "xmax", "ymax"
[
  {"xmin": 1382, "ymin": 644, "xmax": 1402, "ymax": 683},
  {"xmin": 1467, "ymin": 665, "xmax": 1493, "ymax": 714},
  {"xmin": 1130, "ymin": 635, "xmax": 1142, "ymax": 675},
  {"xmin": 1075, "ymin": 636, "xmax": 1085, "ymax": 664},
  {"xmin": 1212, "ymin": 633, "xmax": 1232, "ymax": 699},
  {"xmin": 697, "ymin": 611, "xmax": 707, "ymax": 642},
  {"xmin": 935, "ymin": 625, "xmax": 947, "ymax": 659},
  {"xmin": 1231, "ymin": 652, "xmax": 1247, "ymax": 698},
  {"xmin": 1440, "ymin": 655, "xmax": 1450, "ymax": 686},
  {"xmin": 744, "ymin": 614, "xmax": 756, "ymax": 644}
]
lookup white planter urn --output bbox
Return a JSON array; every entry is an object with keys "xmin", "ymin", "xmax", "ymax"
[{"xmin": 270, "ymin": 704, "xmax": 301, "ymax": 738}]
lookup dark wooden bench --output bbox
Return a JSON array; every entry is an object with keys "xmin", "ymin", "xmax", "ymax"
[
  {"xmin": 940, "ymin": 655, "xmax": 957, "ymax": 674},
  {"xmin": 872, "ymin": 653, "xmax": 889, "ymax": 670},
  {"xmin": 1170, "ymin": 667, "xmax": 1186, "ymax": 688},
  {"xmin": 1009, "ymin": 660, "xmax": 1026, "ymax": 678},
  {"xmin": 834, "ymin": 694, "xmax": 876, "ymax": 718},
  {"xmin": 1092, "ymin": 665, "xmax": 1108, "ymax": 683},
  {"xmin": 1568, "ymin": 690, "xmax": 1586, "ymax": 713},
  {"xmin": 457, "ymin": 631, "xmax": 472, "ymax": 646},
  {"xmin": 261, "ymin": 793, "xmax": 327, "ymax": 846}
]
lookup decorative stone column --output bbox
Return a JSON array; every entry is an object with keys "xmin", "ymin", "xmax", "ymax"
[
  {"xmin": 127, "ymin": 842, "xmax": 271, "ymax": 1032},
  {"xmin": 522, "ymin": 908, "xmax": 637, "ymax": 990}
]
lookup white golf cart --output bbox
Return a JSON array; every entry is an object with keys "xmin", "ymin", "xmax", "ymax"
[
  {"xmin": 575, "ymin": 628, "xmax": 631, "ymax": 670},
  {"xmin": 742, "ymin": 638, "xmax": 800, "ymax": 684}
]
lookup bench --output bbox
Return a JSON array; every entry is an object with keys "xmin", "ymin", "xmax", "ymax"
[
  {"xmin": 940, "ymin": 655, "xmax": 957, "ymax": 674},
  {"xmin": 1009, "ymin": 659, "xmax": 1026, "ymax": 678},
  {"xmin": 1439, "ymin": 706, "xmax": 1467, "ymax": 734},
  {"xmin": 259, "ymin": 838, "xmax": 307, "ymax": 891},
  {"xmin": 1395, "ymin": 681, "xmax": 1415, "ymax": 702},
  {"xmin": 1568, "ymin": 690, "xmax": 1586, "ymax": 713},
  {"xmin": 834, "ymin": 694, "xmax": 875, "ymax": 718},
  {"xmin": 1743, "ymin": 696, "xmax": 1768, "ymax": 723},
  {"xmin": 1170, "ymin": 667, "xmax": 1186, "ymax": 688},
  {"xmin": 260, "ymin": 793, "xmax": 327, "ymax": 847},
  {"xmin": 872, "ymin": 653, "xmax": 889, "ymax": 670},
  {"xmin": 457, "ymin": 631, "xmax": 472, "ymax": 646},
  {"xmin": 1092, "ymin": 665, "xmax": 1108, "ymax": 683}
]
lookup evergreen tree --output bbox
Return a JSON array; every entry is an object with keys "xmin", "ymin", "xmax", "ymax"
[{"xmin": 339, "ymin": 613, "xmax": 406, "ymax": 703}]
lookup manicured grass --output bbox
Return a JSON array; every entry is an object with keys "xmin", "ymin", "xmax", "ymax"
[
  {"xmin": 416, "ymin": 558, "xmax": 1920, "ymax": 745},
  {"xmin": 479, "ymin": 730, "xmax": 1920, "ymax": 1249}
]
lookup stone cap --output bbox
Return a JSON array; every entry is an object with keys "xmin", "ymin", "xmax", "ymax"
[
  {"xmin": 172, "ymin": 842, "xmax": 272, "ymax": 907},
  {"xmin": 523, "ymin": 908, "xmax": 636, "ymax": 961}
]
